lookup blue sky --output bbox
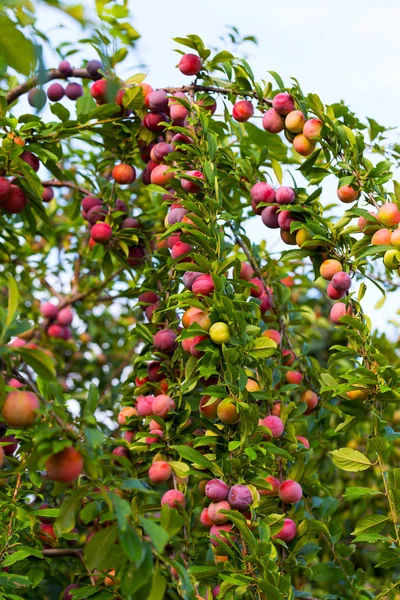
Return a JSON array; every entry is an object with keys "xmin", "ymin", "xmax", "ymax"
[{"xmin": 34, "ymin": 0, "xmax": 400, "ymax": 337}]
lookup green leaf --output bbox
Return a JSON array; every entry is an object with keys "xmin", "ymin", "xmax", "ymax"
[
  {"xmin": 171, "ymin": 444, "xmax": 219, "ymax": 472},
  {"xmin": 271, "ymin": 158, "xmax": 283, "ymax": 185},
  {"xmin": 330, "ymin": 448, "xmax": 371, "ymax": 472},
  {"xmin": 84, "ymin": 525, "xmax": 118, "ymax": 570},
  {"xmin": 15, "ymin": 347, "xmax": 55, "ymax": 380},
  {"xmin": 2, "ymin": 549, "xmax": 42, "ymax": 567},
  {"xmin": 343, "ymin": 487, "xmax": 383, "ymax": 499},
  {"xmin": 139, "ymin": 517, "xmax": 169, "ymax": 553},
  {"xmin": 0, "ymin": 16, "xmax": 36, "ymax": 76},
  {"xmin": 6, "ymin": 275, "xmax": 19, "ymax": 328},
  {"xmin": 352, "ymin": 514, "xmax": 388, "ymax": 536}
]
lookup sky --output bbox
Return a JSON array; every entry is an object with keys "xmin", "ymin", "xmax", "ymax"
[{"xmin": 33, "ymin": 0, "xmax": 400, "ymax": 337}]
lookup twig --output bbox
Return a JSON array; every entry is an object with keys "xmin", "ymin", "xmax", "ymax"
[
  {"xmin": 41, "ymin": 180, "xmax": 92, "ymax": 196},
  {"xmin": 42, "ymin": 548, "xmax": 82, "ymax": 557}
]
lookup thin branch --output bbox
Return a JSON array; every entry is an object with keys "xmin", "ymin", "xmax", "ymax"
[
  {"xmin": 6, "ymin": 68, "xmax": 92, "ymax": 104},
  {"xmin": 41, "ymin": 180, "xmax": 92, "ymax": 196},
  {"xmin": 42, "ymin": 548, "xmax": 82, "ymax": 557}
]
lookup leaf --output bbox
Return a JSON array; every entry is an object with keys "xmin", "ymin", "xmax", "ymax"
[
  {"xmin": 352, "ymin": 514, "xmax": 388, "ymax": 536},
  {"xmin": 271, "ymin": 158, "xmax": 283, "ymax": 185},
  {"xmin": 15, "ymin": 347, "xmax": 55, "ymax": 380},
  {"xmin": 84, "ymin": 526, "xmax": 118, "ymax": 570},
  {"xmin": 139, "ymin": 517, "xmax": 169, "ymax": 553},
  {"xmin": 2, "ymin": 549, "xmax": 42, "ymax": 567},
  {"xmin": 119, "ymin": 523, "xmax": 143, "ymax": 562},
  {"xmin": 330, "ymin": 448, "xmax": 371, "ymax": 472},
  {"xmin": 170, "ymin": 444, "xmax": 217, "ymax": 471},
  {"xmin": 6, "ymin": 275, "xmax": 19, "ymax": 328},
  {"xmin": 375, "ymin": 548, "xmax": 400, "ymax": 569},
  {"xmin": 0, "ymin": 15, "xmax": 36, "ymax": 76},
  {"xmin": 343, "ymin": 487, "xmax": 383, "ymax": 499}
]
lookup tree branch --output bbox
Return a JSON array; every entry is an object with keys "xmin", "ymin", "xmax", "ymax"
[
  {"xmin": 42, "ymin": 548, "xmax": 82, "ymax": 557},
  {"xmin": 41, "ymin": 180, "xmax": 92, "ymax": 196},
  {"xmin": 6, "ymin": 68, "xmax": 92, "ymax": 104}
]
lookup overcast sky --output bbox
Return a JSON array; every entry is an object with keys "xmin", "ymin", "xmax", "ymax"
[{"xmin": 34, "ymin": 0, "xmax": 400, "ymax": 337}]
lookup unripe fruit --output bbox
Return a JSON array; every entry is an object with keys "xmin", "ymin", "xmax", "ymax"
[
  {"xmin": 45, "ymin": 447, "xmax": 83, "ymax": 483},
  {"xmin": 181, "ymin": 170, "xmax": 204, "ymax": 194},
  {"xmin": 182, "ymin": 307, "xmax": 211, "ymax": 330},
  {"xmin": 232, "ymin": 100, "xmax": 254, "ymax": 122},
  {"xmin": 301, "ymin": 390, "xmax": 319, "ymax": 414},
  {"xmin": 217, "ymin": 398, "xmax": 240, "ymax": 424},
  {"xmin": 246, "ymin": 378, "xmax": 260, "ymax": 392},
  {"xmin": 330, "ymin": 302, "xmax": 351, "ymax": 324},
  {"xmin": 57, "ymin": 308, "xmax": 73, "ymax": 326},
  {"xmin": 2, "ymin": 391, "xmax": 40, "ymax": 428},
  {"xmin": 154, "ymin": 329, "xmax": 177, "ymax": 353},
  {"xmin": 303, "ymin": 118, "xmax": 322, "ymax": 140},
  {"xmin": 273, "ymin": 92, "xmax": 295, "ymax": 116},
  {"xmin": 292, "ymin": 134, "xmax": 316, "ymax": 156},
  {"xmin": 275, "ymin": 186, "xmax": 295, "ymax": 205},
  {"xmin": 209, "ymin": 322, "xmax": 230, "ymax": 345},
  {"xmin": 192, "ymin": 274, "xmax": 215, "ymax": 296},
  {"xmin": 285, "ymin": 110, "xmax": 306, "ymax": 133},
  {"xmin": 263, "ymin": 329, "xmax": 281, "ymax": 345},
  {"xmin": 262, "ymin": 108, "xmax": 284, "ymax": 133},
  {"xmin": 320, "ymin": 259, "xmax": 343, "ymax": 281},
  {"xmin": 152, "ymin": 394, "xmax": 175, "ymax": 418},
  {"xmin": 279, "ymin": 480, "xmax": 303, "ymax": 504},
  {"xmin": 199, "ymin": 395, "xmax": 221, "ymax": 419},
  {"xmin": 28, "ymin": 88, "xmax": 46, "ymax": 109},
  {"xmin": 331, "ymin": 272, "xmax": 352, "ymax": 292},
  {"xmin": 118, "ymin": 406, "xmax": 137, "ymax": 425},
  {"xmin": 259, "ymin": 475, "xmax": 280, "ymax": 496},
  {"xmin": 200, "ymin": 507, "xmax": 213, "ymax": 527},
  {"xmin": 347, "ymin": 387, "xmax": 367, "ymax": 401},
  {"xmin": 273, "ymin": 518, "xmax": 297, "ymax": 542},
  {"xmin": 40, "ymin": 302, "xmax": 58, "ymax": 319},
  {"xmin": 327, "ymin": 283, "xmax": 345, "ymax": 300},
  {"xmin": 91, "ymin": 222, "xmax": 112, "ymax": 243},
  {"xmin": 285, "ymin": 370, "xmax": 303, "ymax": 385},
  {"xmin": 378, "ymin": 203, "xmax": 400, "ymax": 227},
  {"xmin": 384, "ymin": 249, "xmax": 400, "ymax": 270},
  {"xmin": 65, "ymin": 83, "xmax": 83, "ymax": 100},
  {"xmin": 228, "ymin": 484, "xmax": 252, "ymax": 510},
  {"xmin": 148, "ymin": 461, "xmax": 172, "ymax": 483},
  {"xmin": 178, "ymin": 53, "xmax": 202, "ymax": 76},
  {"xmin": 161, "ymin": 489, "xmax": 186, "ymax": 508},
  {"xmin": 296, "ymin": 435, "xmax": 310, "ymax": 448},
  {"xmin": 112, "ymin": 164, "xmax": 136, "ymax": 184},
  {"xmin": 47, "ymin": 83, "xmax": 65, "ymax": 101},
  {"xmin": 337, "ymin": 185, "xmax": 359, "ymax": 203},
  {"xmin": 208, "ymin": 500, "xmax": 231, "ymax": 524},
  {"xmin": 260, "ymin": 415, "xmax": 284, "ymax": 438}
]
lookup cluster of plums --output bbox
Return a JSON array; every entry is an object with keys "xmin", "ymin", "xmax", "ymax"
[
  {"xmin": 27, "ymin": 59, "xmax": 106, "ymax": 110},
  {"xmin": 358, "ymin": 202, "xmax": 400, "ymax": 272},
  {"xmin": 40, "ymin": 301, "xmax": 74, "ymax": 340}
]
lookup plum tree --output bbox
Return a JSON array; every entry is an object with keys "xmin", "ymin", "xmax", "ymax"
[{"xmin": 0, "ymin": 8, "xmax": 399, "ymax": 600}]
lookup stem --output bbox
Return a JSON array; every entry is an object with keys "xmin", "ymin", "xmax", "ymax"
[
  {"xmin": 41, "ymin": 180, "xmax": 92, "ymax": 196},
  {"xmin": 42, "ymin": 548, "xmax": 82, "ymax": 556}
]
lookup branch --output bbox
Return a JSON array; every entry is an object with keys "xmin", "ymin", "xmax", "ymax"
[
  {"xmin": 42, "ymin": 548, "xmax": 82, "ymax": 557},
  {"xmin": 6, "ymin": 68, "xmax": 92, "ymax": 104},
  {"xmin": 41, "ymin": 180, "xmax": 92, "ymax": 196}
]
